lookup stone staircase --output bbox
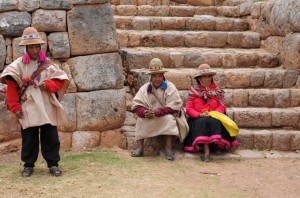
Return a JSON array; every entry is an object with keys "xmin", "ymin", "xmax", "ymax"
[{"xmin": 110, "ymin": 0, "xmax": 300, "ymax": 152}]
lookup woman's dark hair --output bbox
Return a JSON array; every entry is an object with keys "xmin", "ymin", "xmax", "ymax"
[{"xmin": 196, "ymin": 76, "xmax": 213, "ymax": 84}]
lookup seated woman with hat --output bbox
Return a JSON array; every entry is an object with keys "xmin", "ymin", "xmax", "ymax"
[
  {"xmin": 131, "ymin": 58, "xmax": 183, "ymax": 160},
  {"xmin": 183, "ymin": 64, "xmax": 238, "ymax": 162}
]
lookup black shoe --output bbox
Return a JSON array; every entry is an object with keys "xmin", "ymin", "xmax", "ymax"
[
  {"xmin": 49, "ymin": 166, "xmax": 62, "ymax": 177},
  {"xmin": 21, "ymin": 167, "xmax": 33, "ymax": 177}
]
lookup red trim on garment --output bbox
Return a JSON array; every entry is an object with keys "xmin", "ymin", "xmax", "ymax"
[
  {"xmin": 44, "ymin": 79, "xmax": 64, "ymax": 93},
  {"xmin": 5, "ymin": 79, "xmax": 21, "ymax": 113}
]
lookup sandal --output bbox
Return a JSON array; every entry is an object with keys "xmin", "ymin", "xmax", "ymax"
[
  {"xmin": 131, "ymin": 149, "xmax": 143, "ymax": 157},
  {"xmin": 49, "ymin": 166, "xmax": 62, "ymax": 177},
  {"xmin": 200, "ymin": 154, "xmax": 210, "ymax": 162},
  {"xmin": 21, "ymin": 167, "xmax": 33, "ymax": 177},
  {"xmin": 165, "ymin": 151, "xmax": 175, "ymax": 161}
]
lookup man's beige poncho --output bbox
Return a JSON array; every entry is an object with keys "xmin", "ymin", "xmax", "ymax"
[
  {"xmin": 132, "ymin": 81, "xmax": 183, "ymax": 140},
  {"xmin": 0, "ymin": 57, "xmax": 69, "ymax": 129}
]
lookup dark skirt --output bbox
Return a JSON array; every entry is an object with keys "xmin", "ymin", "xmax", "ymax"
[{"xmin": 183, "ymin": 116, "xmax": 238, "ymax": 152}]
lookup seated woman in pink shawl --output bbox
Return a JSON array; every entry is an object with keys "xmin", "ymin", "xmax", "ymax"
[
  {"xmin": 131, "ymin": 58, "xmax": 183, "ymax": 160},
  {"xmin": 184, "ymin": 64, "xmax": 238, "ymax": 162}
]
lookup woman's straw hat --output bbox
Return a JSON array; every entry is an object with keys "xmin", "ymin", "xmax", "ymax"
[
  {"xmin": 146, "ymin": 58, "xmax": 168, "ymax": 75},
  {"xmin": 194, "ymin": 64, "xmax": 216, "ymax": 78},
  {"xmin": 19, "ymin": 27, "xmax": 45, "ymax": 46}
]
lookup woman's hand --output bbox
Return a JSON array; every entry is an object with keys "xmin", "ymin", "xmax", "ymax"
[{"xmin": 198, "ymin": 111, "xmax": 208, "ymax": 117}]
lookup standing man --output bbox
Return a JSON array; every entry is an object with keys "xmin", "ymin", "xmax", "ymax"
[{"xmin": 0, "ymin": 27, "xmax": 69, "ymax": 177}]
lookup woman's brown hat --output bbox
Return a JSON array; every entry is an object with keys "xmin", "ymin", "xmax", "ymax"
[
  {"xmin": 194, "ymin": 64, "xmax": 216, "ymax": 78},
  {"xmin": 19, "ymin": 27, "xmax": 45, "ymax": 46}
]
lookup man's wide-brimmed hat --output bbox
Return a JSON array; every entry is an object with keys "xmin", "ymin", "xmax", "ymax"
[
  {"xmin": 146, "ymin": 58, "xmax": 168, "ymax": 75},
  {"xmin": 19, "ymin": 27, "xmax": 45, "ymax": 46},
  {"xmin": 194, "ymin": 64, "xmax": 216, "ymax": 78}
]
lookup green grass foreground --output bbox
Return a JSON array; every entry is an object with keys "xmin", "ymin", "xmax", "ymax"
[{"xmin": 0, "ymin": 148, "xmax": 252, "ymax": 198}]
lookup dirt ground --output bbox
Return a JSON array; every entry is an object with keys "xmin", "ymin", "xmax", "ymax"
[{"xmin": 0, "ymin": 148, "xmax": 299, "ymax": 198}]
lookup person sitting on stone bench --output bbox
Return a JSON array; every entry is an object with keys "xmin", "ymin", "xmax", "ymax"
[
  {"xmin": 183, "ymin": 64, "xmax": 238, "ymax": 162},
  {"xmin": 130, "ymin": 58, "xmax": 183, "ymax": 161}
]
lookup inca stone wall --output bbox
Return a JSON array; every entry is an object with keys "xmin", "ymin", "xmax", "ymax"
[{"xmin": 0, "ymin": 0, "xmax": 127, "ymax": 154}]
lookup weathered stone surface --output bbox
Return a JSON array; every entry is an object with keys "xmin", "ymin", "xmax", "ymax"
[
  {"xmin": 161, "ymin": 17, "xmax": 185, "ymax": 30},
  {"xmin": 59, "ymin": 93, "xmax": 77, "ymax": 132},
  {"xmin": 0, "ymin": 35, "xmax": 6, "ymax": 71},
  {"xmin": 0, "ymin": 12, "xmax": 31, "ymax": 36},
  {"xmin": 67, "ymin": 4, "xmax": 118, "ymax": 55},
  {"xmin": 215, "ymin": 18, "xmax": 233, "ymax": 31},
  {"xmin": 137, "ymin": 5, "xmax": 155, "ymax": 16},
  {"xmin": 100, "ymin": 129, "xmax": 127, "ymax": 149},
  {"xmin": 225, "ymin": 69, "xmax": 251, "ymax": 88},
  {"xmin": 67, "ymin": 53, "xmax": 123, "ymax": 91},
  {"xmin": 58, "ymin": 132, "xmax": 72, "ymax": 150},
  {"xmin": 194, "ymin": 15, "xmax": 216, "ymax": 30},
  {"xmin": 223, "ymin": 89, "xmax": 233, "ymax": 107},
  {"xmin": 0, "ymin": 138, "xmax": 21, "ymax": 155},
  {"xmin": 134, "ymin": 17, "xmax": 151, "ymax": 30},
  {"xmin": 237, "ymin": 129, "xmax": 253, "ymax": 149},
  {"xmin": 164, "ymin": 69, "xmax": 192, "ymax": 90},
  {"xmin": 227, "ymin": 32, "xmax": 242, "ymax": 48},
  {"xmin": 233, "ymin": 108, "xmax": 272, "ymax": 128},
  {"xmin": 161, "ymin": 32, "xmax": 184, "ymax": 47},
  {"xmin": 239, "ymin": 1, "xmax": 252, "ymax": 16},
  {"xmin": 195, "ymin": 6, "xmax": 217, "ymax": 16},
  {"xmin": 206, "ymin": 32, "xmax": 227, "ymax": 47},
  {"xmin": 272, "ymin": 131, "xmax": 292, "ymax": 151},
  {"xmin": 5, "ymin": 45, "xmax": 12, "ymax": 65},
  {"xmin": 281, "ymin": 33, "xmax": 300, "ymax": 72},
  {"xmin": 115, "ymin": 5, "xmax": 137, "ymax": 15},
  {"xmin": 121, "ymin": 49, "xmax": 152, "ymax": 70},
  {"xmin": 0, "ymin": 0, "xmax": 17, "ymax": 12},
  {"xmin": 154, "ymin": 6, "xmax": 169, "ymax": 16},
  {"xmin": 48, "ymin": 32, "xmax": 70, "ymax": 59},
  {"xmin": 76, "ymin": 89, "xmax": 126, "ymax": 131},
  {"xmin": 217, "ymin": 6, "xmax": 239, "ymax": 17},
  {"xmin": 264, "ymin": 70, "xmax": 284, "ymax": 88},
  {"xmin": 291, "ymin": 132, "xmax": 300, "ymax": 150},
  {"xmin": 40, "ymin": 0, "xmax": 72, "ymax": 9},
  {"xmin": 170, "ymin": 6, "xmax": 195, "ymax": 17},
  {"xmin": 251, "ymin": 2, "xmax": 262, "ymax": 19},
  {"xmin": 18, "ymin": 0, "xmax": 40, "ymax": 12},
  {"xmin": 72, "ymin": 131, "xmax": 101, "ymax": 150},
  {"xmin": 290, "ymin": 89, "xmax": 300, "ymax": 107},
  {"xmin": 170, "ymin": 51, "xmax": 184, "ymax": 68},
  {"xmin": 271, "ymin": 108, "xmax": 300, "ymax": 128},
  {"xmin": 249, "ymin": 89, "xmax": 273, "ymax": 108},
  {"xmin": 232, "ymin": 89, "xmax": 248, "ymax": 107},
  {"xmin": 202, "ymin": 52, "xmax": 222, "ymax": 67},
  {"xmin": 32, "ymin": 9, "xmax": 66, "ymax": 32},
  {"xmin": 72, "ymin": 0, "xmax": 109, "ymax": 4},
  {"xmin": 241, "ymin": 32, "xmax": 260, "ymax": 48},
  {"xmin": 184, "ymin": 32, "xmax": 206, "ymax": 47},
  {"xmin": 253, "ymin": 130, "xmax": 272, "ymax": 150},
  {"xmin": 274, "ymin": 89, "xmax": 290, "ymax": 108}
]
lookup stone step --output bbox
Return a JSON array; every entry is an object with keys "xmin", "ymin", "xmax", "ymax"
[
  {"xmin": 112, "ymin": 5, "xmax": 242, "ymax": 17},
  {"xmin": 110, "ymin": 0, "xmax": 180, "ymax": 6},
  {"xmin": 122, "ymin": 111, "xmax": 300, "ymax": 151},
  {"xmin": 114, "ymin": 16, "xmax": 248, "ymax": 31},
  {"xmin": 117, "ymin": 30, "xmax": 259, "ymax": 48},
  {"xmin": 228, "ymin": 107, "xmax": 300, "ymax": 130},
  {"xmin": 237, "ymin": 129, "xmax": 300, "ymax": 151},
  {"xmin": 130, "ymin": 68, "xmax": 298, "ymax": 90},
  {"xmin": 120, "ymin": 47, "xmax": 279, "ymax": 71},
  {"xmin": 222, "ymin": 0, "xmax": 255, "ymax": 6}
]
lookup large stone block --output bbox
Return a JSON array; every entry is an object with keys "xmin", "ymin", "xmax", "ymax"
[
  {"xmin": 271, "ymin": 108, "xmax": 300, "ymax": 128},
  {"xmin": 48, "ymin": 32, "xmax": 70, "ymax": 59},
  {"xmin": 233, "ymin": 108, "xmax": 272, "ymax": 128},
  {"xmin": 0, "ymin": 12, "xmax": 31, "ymax": 36},
  {"xmin": 67, "ymin": 4, "xmax": 118, "ymax": 56},
  {"xmin": 72, "ymin": 131, "xmax": 101, "ymax": 150},
  {"xmin": 18, "ymin": 0, "xmax": 40, "ymax": 12},
  {"xmin": 237, "ymin": 129, "xmax": 253, "ymax": 149},
  {"xmin": 0, "ymin": 138, "xmax": 21, "ymax": 155},
  {"xmin": 67, "ymin": 53, "xmax": 123, "ymax": 91},
  {"xmin": 99, "ymin": 129, "xmax": 127, "ymax": 149},
  {"xmin": 232, "ymin": 89, "xmax": 248, "ymax": 107},
  {"xmin": 281, "ymin": 33, "xmax": 300, "ymax": 72},
  {"xmin": 273, "ymin": 89, "xmax": 290, "ymax": 108},
  {"xmin": 32, "ymin": 9, "xmax": 67, "ymax": 32},
  {"xmin": 225, "ymin": 69, "xmax": 251, "ymax": 88},
  {"xmin": 253, "ymin": 130, "xmax": 272, "ymax": 150},
  {"xmin": 59, "ymin": 93, "xmax": 77, "ymax": 132},
  {"xmin": 58, "ymin": 132, "xmax": 72, "ymax": 150},
  {"xmin": 161, "ymin": 17, "xmax": 185, "ymax": 30},
  {"xmin": 264, "ymin": 70, "xmax": 284, "ymax": 88},
  {"xmin": 40, "ymin": 0, "xmax": 72, "ymax": 9},
  {"xmin": 164, "ymin": 69, "xmax": 192, "ymax": 90},
  {"xmin": 161, "ymin": 32, "xmax": 184, "ymax": 47},
  {"xmin": 272, "ymin": 131, "xmax": 292, "ymax": 151},
  {"xmin": 138, "ymin": 5, "xmax": 155, "ymax": 16},
  {"xmin": 76, "ymin": 89, "xmax": 126, "ymax": 131},
  {"xmin": 132, "ymin": 17, "xmax": 151, "ymax": 30},
  {"xmin": 0, "ymin": 0, "xmax": 17, "ymax": 12},
  {"xmin": 291, "ymin": 132, "xmax": 300, "ymax": 150},
  {"xmin": 248, "ymin": 89, "xmax": 274, "ymax": 108}
]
